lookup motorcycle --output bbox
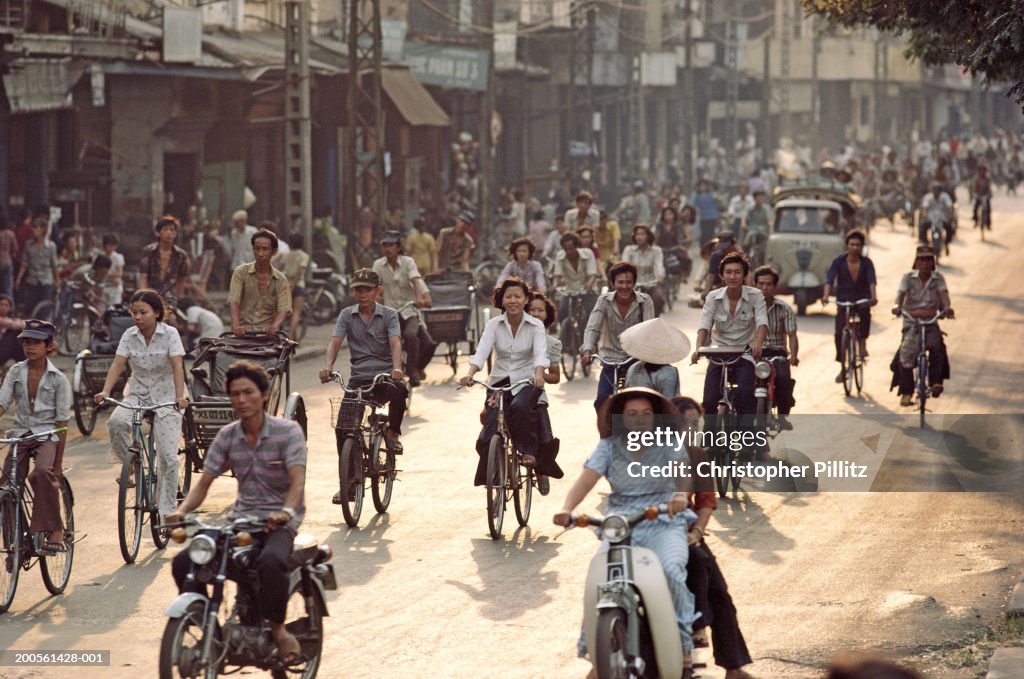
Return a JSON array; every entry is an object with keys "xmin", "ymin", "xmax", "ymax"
[
  {"xmin": 565, "ymin": 504, "xmax": 686, "ymax": 679},
  {"xmin": 159, "ymin": 516, "xmax": 336, "ymax": 679},
  {"xmin": 754, "ymin": 351, "xmax": 790, "ymax": 436},
  {"xmin": 305, "ymin": 268, "xmax": 350, "ymax": 325}
]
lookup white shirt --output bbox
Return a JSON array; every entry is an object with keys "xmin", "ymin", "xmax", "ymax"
[
  {"xmin": 186, "ymin": 305, "xmax": 225, "ymax": 339},
  {"xmin": 552, "ymin": 248, "xmax": 598, "ymax": 294},
  {"xmin": 564, "ymin": 207, "xmax": 600, "ymax": 229},
  {"xmin": 621, "ymin": 244, "xmax": 665, "ymax": 287},
  {"xmin": 469, "ymin": 312, "xmax": 549, "ymax": 395},
  {"xmin": 373, "ymin": 255, "xmax": 423, "ymax": 320},
  {"xmin": 921, "ymin": 192, "xmax": 952, "ymax": 226},
  {"xmin": 698, "ymin": 285, "xmax": 769, "ymax": 349},
  {"xmin": 229, "ymin": 225, "xmax": 258, "ymax": 269},
  {"xmin": 104, "ymin": 250, "xmax": 125, "ymax": 306},
  {"xmin": 727, "ymin": 194, "xmax": 755, "ymax": 221},
  {"xmin": 116, "ymin": 322, "xmax": 186, "ymax": 416}
]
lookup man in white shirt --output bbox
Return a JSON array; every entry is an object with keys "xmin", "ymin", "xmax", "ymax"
[
  {"xmin": 228, "ymin": 210, "xmax": 258, "ymax": 270},
  {"xmin": 180, "ymin": 297, "xmax": 225, "ymax": 351},
  {"xmin": 690, "ymin": 251, "xmax": 767, "ymax": 420},
  {"xmin": 726, "ymin": 184, "xmax": 755, "ymax": 235},
  {"xmin": 919, "ymin": 183, "xmax": 953, "ymax": 244},
  {"xmin": 564, "ymin": 191, "xmax": 600, "ymax": 230}
]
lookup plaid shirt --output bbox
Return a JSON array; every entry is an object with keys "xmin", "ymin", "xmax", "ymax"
[{"xmin": 765, "ymin": 298, "xmax": 797, "ymax": 350}]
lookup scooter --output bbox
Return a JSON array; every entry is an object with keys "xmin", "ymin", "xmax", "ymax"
[{"xmin": 565, "ymin": 504, "xmax": 687, "ymax": 679}]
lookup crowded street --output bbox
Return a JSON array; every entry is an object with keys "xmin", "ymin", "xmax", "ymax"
[{"xmin": 0, "ymin": 188, "xmax": 1020, "ymax": 678}]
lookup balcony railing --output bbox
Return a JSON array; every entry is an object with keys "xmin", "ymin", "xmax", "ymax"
[{"xmin": 0, "ymin": 0, "xmax": 29, "ymax": 30}]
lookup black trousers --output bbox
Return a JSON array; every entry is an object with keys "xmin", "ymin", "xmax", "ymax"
[
  {"xmin": 172, "ymin": 526, "xmax": 295, "ymax": 624},
  {"xmin": 473, "ymin": 382, "xmax": 547, "ymax": 485},
  {"xmin": 399, "ymin": 315, "xmax": 420, "ymax": 376},
  {"xmin": 348, "ymin": 378, "xmax": 408, "ymax": 436},
  {"xmin": 772, "ymin": 360, "xmax": 795, "ymax": 415},
  {"xmin": 833, "ymin": 303, "xmax": 872, "ymax": 362},
  {"xmin": 687, "ymin": 541, "xmax": 752, "ymax": 670}
]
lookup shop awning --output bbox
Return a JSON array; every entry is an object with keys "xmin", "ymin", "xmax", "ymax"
[
  {"xmin": 2, "ymin": 60, "xmax": 84, "ymax": 113},
  {"xmin": 381, "ymin": 68, "xmax": 450, "ymax": 127}
]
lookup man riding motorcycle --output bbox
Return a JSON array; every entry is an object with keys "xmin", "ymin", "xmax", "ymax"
[
  {"xmin": 166, "ymin": 361, "xmax": 307, "ymax": 665},
  {"xmin": 919, "ymin": 182, "xmax": 953, "ymax": 246}
]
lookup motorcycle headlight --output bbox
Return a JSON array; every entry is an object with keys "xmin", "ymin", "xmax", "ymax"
[
  {"xmin": 188, "ymin": 535, "xmax": 217, "ymax": 566},
  {"xmin": 601, "ymin": 515, "xmax": 631, "ymax": 544},
  {"xmin": 754, "ymin": 361, "xmax": 772, "ymax": 379}
]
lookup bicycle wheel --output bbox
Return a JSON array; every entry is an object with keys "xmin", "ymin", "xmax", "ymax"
[
  {"xmin": 309, "ymin": 289, "xmax": 337, "ymax": 325},
  {"xmin": 63, "ymin": 306, "xmax": 95, "ymax": 355},
  {"xmin": 40, "ymin": 477, "xmax": 74, "ymax": 595},
  {"xmin": 338, "ymin": 438, "xmax": 364, "ymax": 527},
  {"xmin": 72, "ymin": 373, "xmax": 97, "ymax": 436},
  {"xmin": 512, "ymin": 446, "xmax": 533, "ymax": 527},
  {"xmin": 853, "ymin": 341, "xmax": 865, "ymax": 394},
  {"xmin": 714, "ymin": 405, "xmax": 731, "ymax": 498},
  {"xmin": 30, "ymin": 300, "xmax": 55, "ymax": 323},
  {"xmin": 560, "ymin": 350, "xmax": 577, "ymax": 381},
  {"xmin": 118, "ymin": 453, "xmax": 143, "ymax": 564},
  {"xmin": 369, "ymin": 432, "xmax": 395, "ymax": 514},
  {"xmin": 918, "ymin": 354, "xmax": 929, "ymax": 429},
  {"xmin": 840, "ymin": 330, "xmax": 854, "ymax": 397},
  {"xmin": 0, "ymin": 491, "xmax": 21, "ymax": 613},
  {"xmin": 486, "ymin": 434, "xmax": 506, "ymax": 540}
]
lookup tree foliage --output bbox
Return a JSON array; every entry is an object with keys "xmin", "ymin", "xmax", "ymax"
[{"xmin": 803, "ymin": 0, "xmax": 1024, "ymax": 105}]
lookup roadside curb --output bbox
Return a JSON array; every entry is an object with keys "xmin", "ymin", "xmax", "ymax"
[
  {"xmin": 1007, "ymin": 577, "xmax": 1024, "ymax": 617},
  {"xmin": 986, "ymin": 647, "xmax": 1024, "ymax": 679},
  {"xmin": 293, "ymin": 345, "xmax": 321, "ymax": 363}
]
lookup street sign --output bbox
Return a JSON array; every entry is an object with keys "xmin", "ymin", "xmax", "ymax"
[{"xmin": 404, "ymin": 41, "xmax": 489, "ymax": 91}]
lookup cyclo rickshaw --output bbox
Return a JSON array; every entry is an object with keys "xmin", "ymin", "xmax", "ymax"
[
  {"xmin": 766, "ymin": 180, "xmax": 862, "ymax": 315},
  {"xmin": 71, "ymin": 303, "xmax": 134, "ymax": 435},
  {"xmin": 179, "ymin": 334, "xmax": 307, "ymax": 491},
  {"xmin": 421, "ymin": 271, "xmax": 488, "ymax": 374}
]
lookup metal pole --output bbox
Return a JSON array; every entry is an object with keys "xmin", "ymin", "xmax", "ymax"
[
  {"xmin": 345, "ymin": 0, "xmax": 385, "ymax": 237},
  {"xmin": 682, "ymin": 5, "xmax": 694, "ymax": 186},
  {"xmin": 284, "ymin": 0, "xmax": 312, "ymax": 251},
  {"xmin": 478, "ymin": 0, "xmax": 495, "ymax": 244}
]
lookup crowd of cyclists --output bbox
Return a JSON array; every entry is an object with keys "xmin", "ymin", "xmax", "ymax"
[{"xmin": 0, "ymin": 125, "xmax": 1008, "ymax": 676}]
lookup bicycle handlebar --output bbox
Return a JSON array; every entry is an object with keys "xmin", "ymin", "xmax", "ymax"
[
  {"xmin": 457, "ymin": 378, "xmax": 531, "ymax": 392},
  {"xmin": 101, "ymin": 398, "xmax": 180, "ymax": 412},
  {"xmin": 835, "ymin": 299, "xmax": 873, "ymax": 307},
  {"xmin": 590, "ymin": 355, "xmax": 633, "ymax": 367},
  {"xmin": 899, "ymin": 309, "xmax": 946, "ymax": 325},
  {"xmin": 0, "ymin": 427, "xmax": 68, "ymax": 445},
  {"xmin": 329, "ymin": 371, "xmax": 395, "ymax": 394}
]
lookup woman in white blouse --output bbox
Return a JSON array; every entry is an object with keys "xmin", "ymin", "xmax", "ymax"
[
  {"xmin": 496, "ymin": 237, "xmax": 546, "ymax": 293},
  {"xmin": 621, "ymin": 223, "xmax": 666, "ymax": 316},
  {"xmin": 459, "ymin": 278, "xmax": 548, "ymax": 486},
  {"xmin": 96, "ymin": 289, "xmax": 189, "ymax": 522}
]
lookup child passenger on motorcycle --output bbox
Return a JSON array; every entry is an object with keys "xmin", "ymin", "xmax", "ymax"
[{"xmin": 554, "ymin": 388, "xmax": 699, "ymax": 671}]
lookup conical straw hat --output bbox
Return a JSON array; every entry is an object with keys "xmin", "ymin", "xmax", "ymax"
[{"xmin": 620, "ymin": 318, "xmax": 691, "ymax": 365}]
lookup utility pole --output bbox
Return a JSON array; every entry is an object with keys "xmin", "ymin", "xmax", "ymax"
[
  {"xmin": 478, "ymin": 0, "xmax": 495, "ymax": 243},
  {"xmin": 724, "ymin": 19, "xmax": 739, "ymax": 184},
  {"xmin": 761, "ymin": 24, "xmax": 772, "ymax": 162},
  {"xmin": 344, "ymin": 0, "xmax": 385, "ymax": 236},
  {"xmin": 624, "ymin": 3, "xmax": 644, "ymax": 180},
  {"xmin": 811, "ymin": 15, "xmax": 821, "ymax": 154},
  {"xmin": 778, "ymin": 0, "xmax": 791, "ymax": 143},
  {"xmin": 681, "ymin": 2, "xmax": 694, "ymax": 186},
  {"xmin": 567, "ymin": 0, "xmax": 596, "ymax": 191},
  {"xmin": 284, "ymin": 0, "xmax": 312, "ymax": 251}
]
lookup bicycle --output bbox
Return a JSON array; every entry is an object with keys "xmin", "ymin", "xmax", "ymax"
[
  {"xmin": 899, "ymin": 309, "xmax": 949, "ymax": 429},
  {"xmin": 100, "ymin": 398, "xmax": 184, "ymax": 563},
  {"xmin": 0, "ymin": 428, "xmax": 75, "ymax": 613},
  {"xmin": 329, "ymin": 371, "xmax": 400, "ymax": 528},
  {"xmin": 696, "ymin": 346, "xmax": 748, "ymax": 498},
  {"xmin": 975, "ymin": 196, "xmax": 991, "ymax": 241},
  {"xmin": 590, "ymin": 354, "xmax": 633, "ymax": 397},
  {"xmin": 557, "ymin": 292, "xmax": 591, "ymax": 381},
  {"xmin": 31, "ymin": 278, "xmax": 101, "ymax": 356},
  {"xmin": 835, "ymin": 298, "xmax": 872, "ymax": 397},
  {"xmin": 460, "ymin": 378, "xmax": 534, "ymax": 540}
]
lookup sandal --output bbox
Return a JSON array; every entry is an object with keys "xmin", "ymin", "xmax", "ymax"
[
  {"xmin": 41, "ymin": 540, "xmax": 67, "ymax": 553},
  {"xmin": 520, "ymin": 453, "xmax": 537, "ymax": 467},
  {"xmin": 692, "ymin": 628, "xmax": 709, "ymax": 648},
  {"xmin": 387, "ymin": 439, "xmax": 404, "ymax": 455},
  {"xmin": 275, "ymin": 632, "xmax": 302, "ymax": 665},
  {"xmin": 537, "ymin": 477, "xmax": 550, "ymax": 496}
]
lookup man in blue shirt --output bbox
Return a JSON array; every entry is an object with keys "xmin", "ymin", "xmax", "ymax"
[
  {"xmin": 822, "ymin": 230, "xmax": 878, "ymax": 383},
  {"xmin": 691, "ymin": 179, "xmax": 720, "ymax": 246}
]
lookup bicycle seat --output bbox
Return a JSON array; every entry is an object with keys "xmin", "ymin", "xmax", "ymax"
[{"xmin": 698, "ymin": 346, "xmax": 747, "ymax": 359}]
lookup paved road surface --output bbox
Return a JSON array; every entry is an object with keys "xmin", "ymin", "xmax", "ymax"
[{"xmin": 1, "ymin": 190, "xmax": 1022, "ymax": 678}]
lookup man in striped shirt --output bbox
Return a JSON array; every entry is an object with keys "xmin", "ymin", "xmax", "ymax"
[{"xmin": 753, "ymin": 265, "xmax": 799, "ymax": 430}]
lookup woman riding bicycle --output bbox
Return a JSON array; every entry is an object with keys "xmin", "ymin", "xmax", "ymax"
[
  {"xmin": 554, "ymin": 388, "xmax": 698, "ymax": 672},
  {"xmin": 621, "ymin": 224, "xmax": 665, "ymax": 316},
  {"xmin": 95, "ymin": 289, "xmax": 189, "ymax": 522},
  {"xmin": 526, "ymin": 291, "xmax": 564, "ymax": 495},
  {"xmin": 496, "ymin": 236, "xmax": 546, "ymax": 293},
  {"xmin": 458, "ymin": 278, "xmax": 551, "ymax": 487}
]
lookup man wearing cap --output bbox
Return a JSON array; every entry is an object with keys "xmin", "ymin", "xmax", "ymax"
[
  {"xmin": 228, "ymin": 210, "xmax": 258, "ymax": 270},
  {"xmin": 434, "ymin": 212, "xmax": 476, "ymax": 273},
  {"xmin": 373, "ymin": 232, "xmax": 432, "ymax": 386},
  {"xmin": 320, "ymin": 269, "xmax": 408, "ymax": 500},
  {"xmin": 0, "ymin": 320, "xmax": 71, "ymax": 553},
  {"xmin": 229, "ymin": 229, "xmax": 292, "ymax": 336},
  {"xmin": 892, "ymin": 246, "xmax": 954, "ymax": 407}
]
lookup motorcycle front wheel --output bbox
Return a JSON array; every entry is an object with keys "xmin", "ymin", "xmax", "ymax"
[
  {"xmin": 271, "ymin": 580, "xmax": 325, "ymax": 679},
  {"xmin": 594, "ymin": 608, "xmax": 631, "ymax": 679},
  {"xmin": 159, "ymin": 599, "xmax": 223, "ymax": 679}
]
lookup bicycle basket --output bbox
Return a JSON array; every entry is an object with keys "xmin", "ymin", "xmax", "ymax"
[{"xmin": 331, "ymin": 397, "xmax": 371, "ymax": 434}]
